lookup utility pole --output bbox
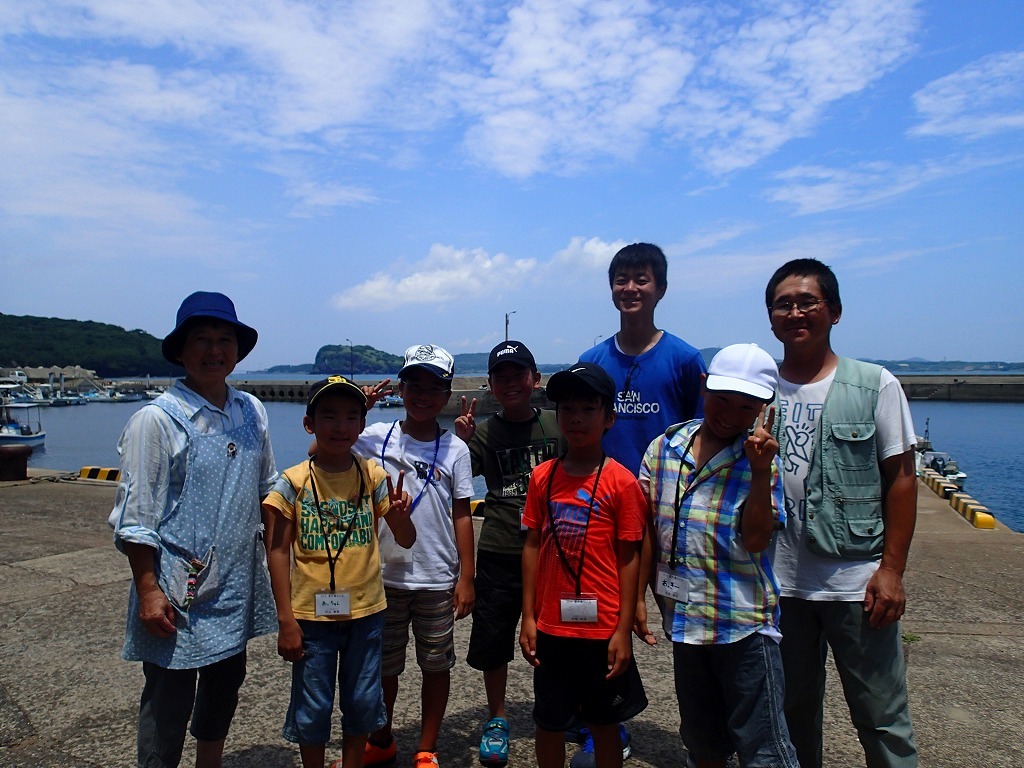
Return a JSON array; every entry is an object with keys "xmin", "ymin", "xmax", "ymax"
[
  {"xmin": 346, "ymin": 338, "xmax": 354, "ymax": 381},
  {"xmin": 504, "ymin": 310, "xmax": 517, "ymax": 341}
]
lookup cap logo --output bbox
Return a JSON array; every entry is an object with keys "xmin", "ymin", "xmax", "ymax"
[
  {"xmin": 411, "ymin": 345, "xmax": 437, "ymax": 362},
  {"xmin": 496, "ymin": 345, "xmax": 518, "ymax": 357}
]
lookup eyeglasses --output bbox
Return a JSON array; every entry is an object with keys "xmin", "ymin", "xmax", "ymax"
[{"xmin": 770, "ymin": 298, "xmax": 827, "ymax": 316}]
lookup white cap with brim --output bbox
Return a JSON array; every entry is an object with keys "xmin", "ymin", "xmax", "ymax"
[
  {"xmin": 397, "ymin": 344, "xmax": 455, "ymax": 381},
  {"xmin": 705, "ymin": 343, "xmax": 779, "ymax": 401}
]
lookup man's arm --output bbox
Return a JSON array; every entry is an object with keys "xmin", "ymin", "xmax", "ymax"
[{"xmin": 864, "ymin": 449, "xmax": 917, "ymax": 628}]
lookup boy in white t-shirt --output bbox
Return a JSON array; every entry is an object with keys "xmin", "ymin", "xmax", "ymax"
[{"xmin": 355, "ymin": 344, "xmax": 476, "ymax": 768}]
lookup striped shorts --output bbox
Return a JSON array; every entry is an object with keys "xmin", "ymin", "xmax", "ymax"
[{"xmin": 381, "ymin": 586, "xmax": 456, "ymax": 676}]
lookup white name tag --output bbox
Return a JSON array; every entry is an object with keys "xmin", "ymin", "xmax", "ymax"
[
  {"xmin": 655, "ymin": 565, "xmax": 688, "ymax": 602},
  {"xmin": 315, "ymin": 590, "xmax": 351, "ymax": 617},
  {"xmin": 560, "ymin": 594, "xmax": 599, "ymax": 623}
]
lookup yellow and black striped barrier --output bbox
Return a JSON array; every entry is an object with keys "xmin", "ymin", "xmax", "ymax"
[
  {"xmin": 920, "ymin": 469, "xmax": 995, "ymax": 529},
  {"xmin": 80, "ymin": 467, "xmax": 121, "ymax": 482}
]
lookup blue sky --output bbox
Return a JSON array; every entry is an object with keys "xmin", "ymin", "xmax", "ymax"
[{"xmin": 1, "ymin": 0, "xmax": 1022, "ymax": 371}]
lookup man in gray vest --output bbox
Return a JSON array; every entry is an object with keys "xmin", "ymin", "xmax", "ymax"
[{"xmin": 766, "ymin": 259, "xmax": 918, "ymax": 768}]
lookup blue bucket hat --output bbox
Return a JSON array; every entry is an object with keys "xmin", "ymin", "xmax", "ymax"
[{"xmin": 161, "ymin": 291, "xmax": 259, "ymax": 365}]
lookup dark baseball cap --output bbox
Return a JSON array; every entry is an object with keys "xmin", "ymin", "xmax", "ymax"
[
  {"xmin": 487, "ymin": 340, "xmax": 537, "ymax": 372},
  {"xmin": 546, "ymin": 362, "xmax": 616, "ymax": 403},
  {"xmin": 306, "ymin": 376, "xmax": 367, "ymax": 416}
]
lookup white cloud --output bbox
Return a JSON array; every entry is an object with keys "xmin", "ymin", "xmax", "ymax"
[
  {"xmin": 765, "ymin": 154, "xmax": 1012, "ymax": 215},
  {"xmin": 666, "ymin": 0, "xmax": 920, "ymax": 173},
  {"xmin": 330, "ymin": 243, "xmax": 536, "ymax": 309},
  {"xmin": 550, "ymin": 235, "xmax": 627, "ymax": 271},
  {"xmin": 910, "ymin": 50, "xmax": 1024, "ymax": 140}
]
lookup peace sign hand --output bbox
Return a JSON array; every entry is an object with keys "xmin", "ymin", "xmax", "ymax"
[
  {"xmin": 743, "ymin": 404, "xmax": 778, "ymax": 471},
  {"xmin": 454, "ymin": 396, "xmax": 478, "ymax": 442},
  {"xmin": 384, "ymin": 471, "xmax": 416, "ymax": 548},
  {"xmin": 361, "ymin": 379, "xmax": 394, "ymax": 408},
  {"xmin": 386, "ymin": 471, "xmax": 409, "ymax": 516}
]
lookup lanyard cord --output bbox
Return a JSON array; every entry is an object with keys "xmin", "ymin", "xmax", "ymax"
[
  {"xmin": 381, "ymin": 420, "xmax": 441, "ymax": 515},
  {"xmin": 545, "ymin": 455, "xmax": 605, "ymax": 596},
  {"xmin": 670, "ymin": 431, "xmax": 741, "ymax": 570},
  {"xmin": 307, "ymin": 455, "xmax": 365, "ymax": 592}
]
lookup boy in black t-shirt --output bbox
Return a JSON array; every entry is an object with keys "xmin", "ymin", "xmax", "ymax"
[{"xmin": 455, "ymin": 340, "xmax": 564, "ymax": 767}]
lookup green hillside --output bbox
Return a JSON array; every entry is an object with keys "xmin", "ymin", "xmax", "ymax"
[{"xmin": 0, "ymin": 313, "xmax": 177, "ymax": 377}]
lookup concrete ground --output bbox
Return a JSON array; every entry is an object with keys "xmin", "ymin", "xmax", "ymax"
[{"xmin": 0, "ymin": 472, "xmax": 1021, "ymax": 767}]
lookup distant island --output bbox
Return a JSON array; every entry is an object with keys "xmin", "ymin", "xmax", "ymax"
[{"xmin": 2, "ymin": 312, "xmax": 1022, "ymax": 378}]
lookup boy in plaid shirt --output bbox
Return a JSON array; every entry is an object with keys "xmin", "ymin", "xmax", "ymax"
[{"xmin": 640, "ymin": 344, "xmax": 798, "ymax": 768}]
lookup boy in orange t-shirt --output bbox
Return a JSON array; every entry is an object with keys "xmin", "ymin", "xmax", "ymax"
[{"xmin": 520, "ymin": 362, "xmax": 648, "ymax": 768}]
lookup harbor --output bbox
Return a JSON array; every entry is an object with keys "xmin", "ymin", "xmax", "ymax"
[{"xmin": 0, "ymin": 472, "xmax": 1021, "ymax": 767}]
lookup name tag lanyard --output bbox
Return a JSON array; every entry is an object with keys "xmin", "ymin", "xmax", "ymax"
[
  {"xmin": 669, "ymin": 432, "xmax": 740, "ymax": 570},
  {"xmin": 307, "ymin": 455, "xmax": 365, "ymax": 592},
  {"xmin": 545, "ymin": 455, "xmax": 606, "ymax": 596},
  {"xmin": 380, "ymin": 420, "xmax": 441, "ymax": 516}
]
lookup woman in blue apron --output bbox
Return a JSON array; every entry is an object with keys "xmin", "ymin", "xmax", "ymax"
[{"xmin": 109, "ymin": 292, "xmax": 277, "ymax": 768}]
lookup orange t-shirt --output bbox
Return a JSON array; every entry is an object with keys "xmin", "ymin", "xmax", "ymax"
[{"xmin": 523, "ymin": 457, "xmax": 646, "ymax": 639}]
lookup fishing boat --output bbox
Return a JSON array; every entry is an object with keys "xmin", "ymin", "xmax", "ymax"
[
  {"xmin": 0, "ymin": 403, "xmax": 46, "ymax": 448},
  {"xmin": 915, "ymin": 418, "xmax": 967, "ymax": 489},
  {"xmin": 375, "ymin": 395, "xmax": 404, "ymax": 408}
]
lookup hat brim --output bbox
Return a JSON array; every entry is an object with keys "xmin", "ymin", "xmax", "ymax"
[
  {"xmin": 398, "ymin": 363, "xmax": 453, "ymax": 381},
  {"xmin": 705, "ymin": 374, "xmax": 774, "ymax": 402},
  {"xmin": 162, "ymin": 318, "xmax": 259, "ymax": 365}
]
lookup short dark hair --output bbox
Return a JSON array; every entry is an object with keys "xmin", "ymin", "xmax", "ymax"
[
  {"xmin": 551, "ymin": 383, "xmax": 614, "ymax": 417},
  {"xmin": 765, "ymin": 258, "xmax": 842, "ymax": 313},
  {"xmin": 608, "ymin": 243, "xmax": 668, "ymax": 290}
]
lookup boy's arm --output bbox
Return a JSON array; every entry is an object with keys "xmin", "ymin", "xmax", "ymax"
[
  {"xmin": 741, "ymin": 405, "xmax": 779, "ymax": 553},
  {"xmin": 519, "ymin": 527, "xmax": 541, "ymax": 667},
  {"xmin": 452, "ymin": 496, "xmax": 476, "ymax": 619},
  {"xmin": 607, "ymin": 538, "xmax": 641, "ymax": 679},
  {"xmin": 632, "ymin": 513, "xmax": 658, "ymax": 646},
  {"xmin": 262, "ymin": 503, "xmax": 304, "ymax": 662}
]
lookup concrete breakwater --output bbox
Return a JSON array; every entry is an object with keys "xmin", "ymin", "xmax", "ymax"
[{"xmin": 121, "ymin": 373, "xmax": 1024, "ymax": 406}]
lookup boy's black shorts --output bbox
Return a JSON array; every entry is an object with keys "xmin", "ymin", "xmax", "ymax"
[
  {"xmin": 532, "ymin": 630, "xmax": 648, "ymax": 731},
  {"xmin": 467, "ymin": 550, "xmax": 523, "ymax": 671}
]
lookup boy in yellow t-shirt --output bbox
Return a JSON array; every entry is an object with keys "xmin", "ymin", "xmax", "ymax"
[{"xmin": 263, "ymin": 377, "xmax": 414, "ymax": 768}]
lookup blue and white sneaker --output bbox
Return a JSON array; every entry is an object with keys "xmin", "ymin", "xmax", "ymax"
[
  {"xmin": 569, "ymin": 723, "xmax": 632, "ymax": 767},
  {"xmin": 479, "ymin": 717, "xmax": 510, "ymax": 766}
]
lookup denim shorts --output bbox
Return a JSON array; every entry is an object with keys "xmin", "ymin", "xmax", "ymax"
[
  {"xmin": 282, "ymin": 614, "xmax": 388, "ymax": 745},
  {"xmin": 467, "ymin": 550, "xmax": 523, "ymax": 671},
  {"xmin": 673, "ymin": 632, "xmax": 798, "ymax": 768},
  {"xmin": 381, "ymin": 587, "xmax": 456, "ymax": 676}
]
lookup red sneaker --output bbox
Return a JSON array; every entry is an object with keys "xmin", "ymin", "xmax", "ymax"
[
  {"xmin": 413, "ymin": 750, "xmax": 439, "ymax": 767},
  {"xmin": 364, "ymin": 737, "xmax": 397, "ymax": 767}
]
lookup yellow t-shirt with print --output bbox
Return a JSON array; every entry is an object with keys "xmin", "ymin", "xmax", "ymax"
[{"xmin": 264, "ymin": 457, "xmax": 391, "ymax": 620}]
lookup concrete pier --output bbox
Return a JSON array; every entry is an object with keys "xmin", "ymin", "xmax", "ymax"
[{"xmin": 0, "ymin": 475, "xmax": 1021, "ymax": 767}]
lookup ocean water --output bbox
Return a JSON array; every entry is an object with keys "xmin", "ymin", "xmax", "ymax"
[{"xmin": 22, "ymin": 398, "xmax": 1024, "ymax": 533}]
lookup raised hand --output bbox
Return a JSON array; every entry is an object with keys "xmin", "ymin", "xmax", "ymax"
[
  {"xmin": 386, "ymin": 471, "xmax": 410, "ymax": 519},
  {"xmin": 744, "ymin": 404, "xmax": 778, "ymax": 471},
  {"xmin": 361, "ymin": 378, "xmax": 394, "ymax": 408},
  {"xmin": 385, "ymin": 470, "xmax": 415, "ymax": 548},
  {"xmin": 454, "ymin": 396, "xmax": 478, "ymax": 442}
]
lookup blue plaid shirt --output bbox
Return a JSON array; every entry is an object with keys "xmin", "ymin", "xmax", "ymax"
[{"xmin": 640, "ymin": 420, "xmax": 784, "ymax": 645}]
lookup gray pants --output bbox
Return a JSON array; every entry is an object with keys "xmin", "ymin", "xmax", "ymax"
[
  {"xmin": 779, "ymin": 597, "xmax": 917, "ymax": 768},
  {"xmin": 137, "ymin": 650, "xmax": 247, "ymax": 768}
]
